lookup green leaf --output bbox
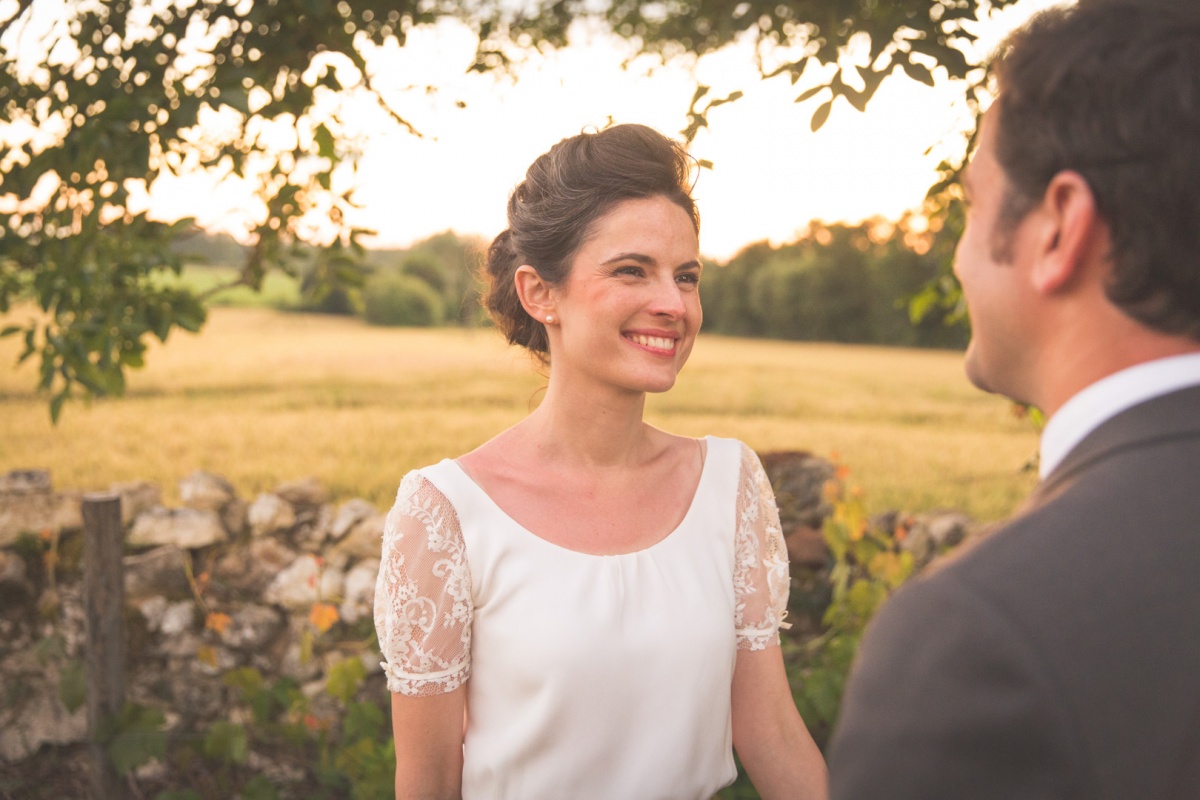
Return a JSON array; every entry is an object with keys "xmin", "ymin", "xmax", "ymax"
[
  {"xmin": 846, "ymin": 580, "xmax": 887, "ymax": 619},
  {"xmin": 343, "ymin": 701, "xmax": 385, "ymax": 743},
  {"xmin": 794, "ymin": 84, "xmax": 826, "ymax": 104},
  {"xmin": 223, "ymin": 666, "xmax": 265, "ymax": 700},
  {"xmin": 35, "ymin": 633, "xmax": 66, "ymax": 665},
  {"xmin": 58, "ymin": 659, "xmax": 87, "ymax": 712},
  {"xmin": 49, "ymin": 390, "xmax": 68, "ymax": 424},
  {"xmin": 334, "ymin": 737, "xmax": 396, "ymax": 798},
  {"xmin": 326, "ymin": 656, "xmax": 367, "ymax": 704},
  {"xmin": 810, "ymin": 99, "xmax": 833, "ymax": 132},
  {"xmin": 908, "ymin": 287, "xmax": 938, "ymax": 324},
  {"xmin": 842, "ymin": 87, "xmax": 869, "ymax": 113},
  {"xmin": 901, "ymin": 60, "xmax": 935, "ymax": 87},
  {"xmin": 315, "ymin": 124, "xmax": 336, "ymax": 161},
  {"xmin": 203, "ymin": 720, "xmax": 249, "ymax": 765},
  {"xmin": 908, "ymin": 39, "xmax": 970, "ymax": 75},
  {"xmin": 103, "ymin": 704, "xmax": 167, "ymax": 775},
  {"xmin": 241, "ymin": 775, "xmax": 280, "ymax": 800}
]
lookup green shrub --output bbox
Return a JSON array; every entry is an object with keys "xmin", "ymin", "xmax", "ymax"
[
  {"xmin": 400, "ymin": 254, "xmax": 448, "ymax": 295},
  {"xmin": 362, "ymin": 273, "xmax": 444, "ymax": 327}
]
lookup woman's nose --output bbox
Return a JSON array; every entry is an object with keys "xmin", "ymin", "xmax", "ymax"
[{"xmin": 648, "ymin": 276, "xmax": 686, "ymax": 317}]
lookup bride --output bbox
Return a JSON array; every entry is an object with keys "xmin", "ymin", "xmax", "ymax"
[{"xmin": 374, "ymin": 123, "xmax": 828, "ymax": 800}]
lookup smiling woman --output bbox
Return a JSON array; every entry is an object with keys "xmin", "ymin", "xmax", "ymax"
[
  {"xmin": 517, "ymin": 195, "xmax": 702, "ymax": 397},
  {"xmin": 373, "ymin": 124, "xmax": 828, "ymax": 800}
]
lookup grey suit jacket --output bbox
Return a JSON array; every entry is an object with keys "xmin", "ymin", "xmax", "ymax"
[{"xmin": 828, "ymin": 384, "xmax": 1200, "ymax": 800}]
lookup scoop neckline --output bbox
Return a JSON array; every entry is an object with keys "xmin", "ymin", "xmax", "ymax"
[{"xmin": 445, "ymin": 435, "xmax": 715, "ymax": 559}]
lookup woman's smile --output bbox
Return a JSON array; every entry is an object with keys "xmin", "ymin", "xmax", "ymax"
[{"xmin": 624, "ymin": 331, "xmax": 679, "ymax": 355}]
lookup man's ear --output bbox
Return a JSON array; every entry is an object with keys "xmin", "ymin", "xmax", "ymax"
[
  {"xmin": 1030, "ymin": 170, "xmax": 1106, "ymax": 295},
  {"xmin": 514, "ymin": 265, "xmax": 556, "ymax": 323}
]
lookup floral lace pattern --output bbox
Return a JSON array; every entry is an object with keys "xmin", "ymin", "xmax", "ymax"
[
  {"xmin": 373, "ymin": 471, "xmax": 473, "ymax": 696},
  {"xmin": 733, "ymin": 443, "xmax": 792, "ymax": 650}
]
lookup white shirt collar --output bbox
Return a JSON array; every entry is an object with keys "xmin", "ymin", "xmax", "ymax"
[{"xmin": 1039, "ymin": 352, "xmax": 1200, "ymax": 479}]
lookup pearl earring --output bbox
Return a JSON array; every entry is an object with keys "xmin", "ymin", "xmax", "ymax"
[{"xmin": 545, "ymin": 315, "xmax": 554, "ymax": 324}]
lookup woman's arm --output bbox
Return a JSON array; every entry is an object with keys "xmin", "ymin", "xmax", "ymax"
[
  {"xmin": 376, "ymin": 472, "xmax": 474, "ymax": 800},
  {"xmin": 392, "ymin": 686, "xmax": 467, "ymax": 800},
  {"xmin": 731, "ymin": 646, "xmax": 829, "ymax": 800}
]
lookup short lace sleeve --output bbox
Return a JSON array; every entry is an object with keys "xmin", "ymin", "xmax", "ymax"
[
  {"xmin": 733, "ymin": 443, "xmax": 792, "ymax": 651},
  {"xmin": 373, "ymin": 471, "xmax": 473, "ymax": 696}
]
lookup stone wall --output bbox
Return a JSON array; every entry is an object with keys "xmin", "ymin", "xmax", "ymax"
[
  {"xmin": 0, "ymin": 456, "xmax": 976, "ymax": 782},
  {"xmin": 0, "ymin": 468, "xmax": 387, "ymax": 769}
]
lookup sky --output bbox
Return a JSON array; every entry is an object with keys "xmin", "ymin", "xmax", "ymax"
[{"xmin": 12, "ymin": 0, "xmax": 1065, "ymax": 262}]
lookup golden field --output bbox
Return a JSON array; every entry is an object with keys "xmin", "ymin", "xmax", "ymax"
[{"xmin": 0, "ymin": 307, "xmax": 1039, "ymax": 521}]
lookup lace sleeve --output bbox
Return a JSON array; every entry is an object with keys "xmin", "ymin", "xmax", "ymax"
[
  {"xmin": 733, "ymin": 443, "xmax": 792, "ymax": 651},
  {"xmin": 373, "ymin": 471, "xmax": 473, "ymax": 696}
]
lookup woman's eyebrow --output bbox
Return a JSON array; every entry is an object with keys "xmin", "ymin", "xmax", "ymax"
[
  {"xmin": 600, "ymin": 254, "xmax": 702, "ymax": 271},
  {"xmin": 601, "ymin": 252, "xmax": 656, "ymax": 266}
]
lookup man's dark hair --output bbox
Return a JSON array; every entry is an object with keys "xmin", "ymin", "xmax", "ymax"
[{"xmin": 992, "ymin": 0, "xmax": 1200, "ymax": 339}]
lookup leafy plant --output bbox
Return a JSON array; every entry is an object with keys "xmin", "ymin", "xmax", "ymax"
[
  {"xmin": 362, "ymin": 272, "xmax": 445, "ymax": 327},
  {"xmin": 791, "ymin": 465, "xmax": 914, "ymax": 739},
  {"xmin": 720, "ymin": 461, "xmax": 919, "ymax": 798},
  {"xmin": 97, "ymin": 703, "xmax": 169, "ymax": 776}
]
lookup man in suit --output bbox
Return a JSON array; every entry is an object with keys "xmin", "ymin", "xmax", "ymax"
[{"xmin": 827, "ymin": 1, "xmax": 1200, "ymax": 798}]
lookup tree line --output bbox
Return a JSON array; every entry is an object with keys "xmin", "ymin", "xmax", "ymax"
[
  {"xmin": 703, "ymin": 216, "xmax": 967, "ymax": 349},
  {"xmin": 180, "ymin": 215, "xmax": 968, "ymax": 351}
]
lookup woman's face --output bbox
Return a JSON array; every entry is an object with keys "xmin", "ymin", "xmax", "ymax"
[{"xmin": 547, "ymin": 194, "xmax": 702, "ymax": 396}]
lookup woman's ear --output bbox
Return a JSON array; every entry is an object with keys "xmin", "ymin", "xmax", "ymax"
[{"xmin": 514, "ymin": 265, "xmax": 557, "ymax": 324}]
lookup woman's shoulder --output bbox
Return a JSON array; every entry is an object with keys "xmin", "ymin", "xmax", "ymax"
[
  {"xmin": 690, "ymin": 434, "xmax": 757, "ymax": 464},
  {"xmin": 389, "ymin": 459, "xmax": 465, "ymax": 512},
  {"xmin": 641, "ymin": 431, "xmax": 754, "ymax": 475}
]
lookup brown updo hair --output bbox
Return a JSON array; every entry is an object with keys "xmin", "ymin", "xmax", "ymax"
[{"xmin": 484, "ymin": 124, "xmax": 699, "ymax": 359}]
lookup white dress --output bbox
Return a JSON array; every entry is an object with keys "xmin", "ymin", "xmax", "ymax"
[{"xmin": 373, "ymin": 436, "xmax": 791, "ymax": 800}]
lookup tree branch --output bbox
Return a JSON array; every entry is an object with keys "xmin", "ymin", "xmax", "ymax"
[{"xmin": 360, "ymin": 70, "xmax": 422, "ymax": 138}]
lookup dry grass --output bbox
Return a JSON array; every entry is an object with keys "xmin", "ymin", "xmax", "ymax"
[{"xmin": 0, "ymin": 307, "xmax": 1039, "ymax": 520}]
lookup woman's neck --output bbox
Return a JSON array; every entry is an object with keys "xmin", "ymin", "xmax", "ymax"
[{"xmin": 518, "ymin": 378, "xmax": 652, "ymax": 470}]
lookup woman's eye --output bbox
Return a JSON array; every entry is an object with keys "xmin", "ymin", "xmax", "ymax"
[
  {"xmin": 676, "ymin": 272, "xmax": 700, "ymax": 285},
  {"xmin": 616, "ymin": 266, "xmax": 643, "ymax": 277}
]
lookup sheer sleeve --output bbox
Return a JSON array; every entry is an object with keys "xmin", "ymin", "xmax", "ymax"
[
  {"xmin": 373, "ymin": 471, "xmax": 473, "ymax": 696},
  {"xmin": 733, "ymin": 443, "xmax": 792, "ymax": 651}
]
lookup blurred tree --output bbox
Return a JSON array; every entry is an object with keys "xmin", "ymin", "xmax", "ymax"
[
  {"xmin": 401, "ymin": 254, "xmax": 448, "ymax": 296},
  {"xmin": 402, "ymin": 231, "xmax": 487, "ymax": 326},
  {"xmin": 706, "ymin": 218, "xmax": 968, "ymax": 349},
  {"xmin": 363, "ymin": 272, "xmax": 445, "ymax": 327},
  {"xmin": 0, "ymin": 0, "xmax": 1013, "ymax": 418},
  {"xmin": 702, "ymin": 242, "xmax": 773, "ymax": 337}
]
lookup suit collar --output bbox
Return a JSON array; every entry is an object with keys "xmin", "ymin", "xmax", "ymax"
[
  {"xmin": 1038, "ymin": 353, "xmax": 1200, "ymax": 478},
  {"xmin": 1034, "ymin": 384, "xmax": 1200, "ymax": 503}
]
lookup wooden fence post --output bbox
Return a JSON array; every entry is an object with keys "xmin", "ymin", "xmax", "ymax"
[{"xmin": 82, "ymin": 492, "xmax": 126, "ymax": 800}]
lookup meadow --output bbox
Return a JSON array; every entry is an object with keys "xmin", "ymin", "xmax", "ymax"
[{"xmin": 0, "ymin": 307, "xmax": 1039, "ymax": 521}]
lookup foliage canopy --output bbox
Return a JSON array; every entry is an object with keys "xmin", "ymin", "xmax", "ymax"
[{"xmin": 0, "ymin": 0, "xmax": 1014, "ymax": 419}]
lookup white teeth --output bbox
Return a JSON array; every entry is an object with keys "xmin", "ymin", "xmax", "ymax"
[{"xmin": 628, "ymin": 334, "xmax": 675, "ymax": 351}]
